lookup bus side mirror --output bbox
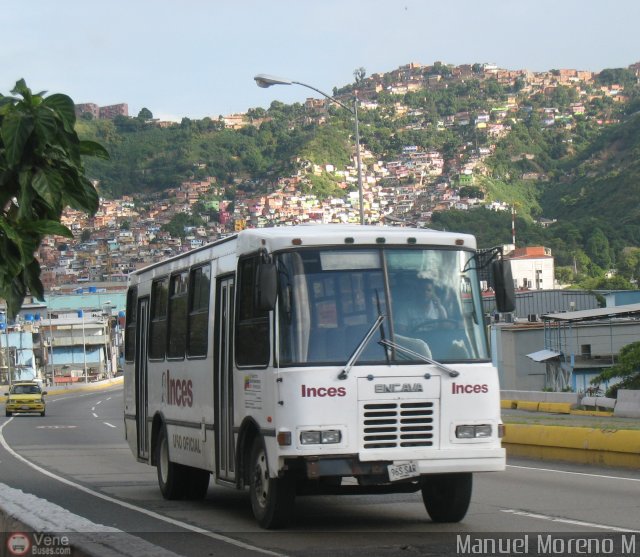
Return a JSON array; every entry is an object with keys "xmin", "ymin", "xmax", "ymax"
[
  {"xmin": 492, "ymin": 259, "xmax": 515, "ymax": 313},
  {"xmin": 257, "ymin": 263, "xmax": 277, "ymax": 311}
]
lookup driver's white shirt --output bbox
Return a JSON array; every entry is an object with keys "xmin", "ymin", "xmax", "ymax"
[
  {"xmin": 424, "ymin": 299, "xmax": 446, "ymax": 320},
  {"xmin": 397, "ymin": 299, "xmax": 448, "ymax": 331}
]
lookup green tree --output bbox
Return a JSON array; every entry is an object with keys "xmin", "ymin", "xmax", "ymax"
[
  {"xmin": 0, "ymin": 80, "xmax": 108, "ymax": 318},
  {"xmin": 161, "ymin": 212, "xmax": 204, "ymax": 239},
  {"xmin": 555, "ymin": 266, "xmax": 574, "ymax": 285},
  {"xmin": 585, "ymin": 228, "xmax": 612, "ymax": 270},
  {"xmin": 137, "ymin": 107, "xmax": 153, "ymax": 120},
  {"xmin": 596, "ymin": 68, "xmax": 637, "ymax": 89},
  {"xmin": 591, "ymin": 341, "xmax": 640, "ymax": 397},
  {"xmin": 617, "ymin": 247, "xmax": 640, "ymax": 281}
]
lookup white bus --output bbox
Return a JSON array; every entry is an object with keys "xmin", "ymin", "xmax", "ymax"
[{"xmin": 123, "ymin": 224, "xmax": 514, "ymax": 528}]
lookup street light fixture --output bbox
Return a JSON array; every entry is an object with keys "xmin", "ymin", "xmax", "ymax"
[{"xmin": 254, "ymin": 74, "xmax": 365, "ymax": 225}]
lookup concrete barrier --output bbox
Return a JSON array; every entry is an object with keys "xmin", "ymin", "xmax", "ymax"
[
  {"xmin": 501, "ymin": 390, "xmax": 579, "ymax": 405},
  {"xmin": 614, "ymin": 389, "xmax": 640, "ymax": 418},
  {"xmin": 581, "ymin": 396, "xmax": 616, "ymax": 410},
  {"xmin": 502, "ymin": 424, "xmax": 640, "ymax": 469}
]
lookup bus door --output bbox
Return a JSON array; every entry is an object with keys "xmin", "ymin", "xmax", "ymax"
[
  {"xmin": 135, "ymin": 297, "xmax": 150, "ymax": 460},
  {"xmin": 214, "ymin": 276, "xmax": 236, "ymax": 481}
]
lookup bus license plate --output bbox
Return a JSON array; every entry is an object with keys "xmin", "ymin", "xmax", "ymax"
[{"xmin": 387, "ymin": 461, "xmax": 419, "ymax": 482}]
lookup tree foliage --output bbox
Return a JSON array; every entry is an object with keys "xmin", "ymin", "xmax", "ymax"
[
  {"xmin": 591, "ymin": 341, "xmax": 640, "ymax": 397},
  {"xmin": 160, "ymin": 212, "xmax": 205, "ymax": 239},
  {"xmin": 0, "ymin": 80, "xmax": 108, "ymax": 318}
]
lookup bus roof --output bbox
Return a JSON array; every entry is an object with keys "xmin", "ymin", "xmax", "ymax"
[
  {"xmin": 237, "ymin": 224, "xmax": 476, "ymax": 253},
  {"xmin": 130, "ymin": 225, "xmax": 477, "ymax": 278}
]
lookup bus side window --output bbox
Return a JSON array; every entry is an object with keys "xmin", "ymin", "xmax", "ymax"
[
  {"xmin": 149, "ymin": 277, "xmax": 169, "ymax": 360},
  {"xmin": 188, "ymin": 264, "xmax": 211, "ymax": 357},
  {"xmin": 124, "ymin": 287, "xmax": 137, "ymax": 362},
  {"xmin": 236, "ymin": 257, "xmax": 269, "ymax": 367},
  {"xmin": 168, "ymin": 271, "xmax": 189, "ymax": 359}
]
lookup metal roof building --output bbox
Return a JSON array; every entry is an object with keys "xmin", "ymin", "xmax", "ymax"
[{"xmin": 526, "ymin": 304, "xmax": 640, "ymax": 391}]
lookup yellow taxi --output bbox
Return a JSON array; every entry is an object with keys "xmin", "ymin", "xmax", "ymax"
[{"xmin": 4, "ymin": 381, "xmax": 47, "ymax": 417}]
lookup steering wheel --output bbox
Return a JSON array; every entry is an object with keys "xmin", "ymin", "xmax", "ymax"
[{"xmin": 414, "ymin": 318, "xmax": 458, "ymax": 332}]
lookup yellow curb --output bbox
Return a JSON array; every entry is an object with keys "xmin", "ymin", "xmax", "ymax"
[
  {"xmin": 538, "ymin": 402, "xmax": 572, "ymax": 414},
  {"xmin": 503, "ymin": 423, "xmax": 640, "ymax": 453},
  {"xmin": 500, "ymin": 400, "xmax": 516, "ymax": 409},
  {"xmin": 515, "ymin": 400, "xmax": 540, "ymax": 412},
  {"xmin": 503, "ymin": 423, "xmax": 640, "ymax": 469},
  {"xmin": 504, "ymin": 444, "xmax": 640, "ymax": 469}
]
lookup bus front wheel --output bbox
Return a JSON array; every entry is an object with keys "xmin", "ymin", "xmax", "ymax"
[
  {"xmin": 156, "ymin": 424, "xmax": 185, "ymax": 499},
  {"xmin": 249, "ymin": 436, "xmax": 295, "ymax": 529},
  {"xmin": 421, "ymin": 472, "xmax": 472, "ymax": 523}
]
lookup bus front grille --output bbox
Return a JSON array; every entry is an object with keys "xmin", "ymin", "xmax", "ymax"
[{"xmin": 361, "ymin": 401, "xmax": 436, "ymax": 449}]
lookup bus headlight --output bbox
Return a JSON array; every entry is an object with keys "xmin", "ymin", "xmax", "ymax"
[
  {"xmin": 455, "ymin": 424, "xmax": 492, "ymax": 439},
  {"xmin": 300, "ymin": 430, "xmax": 342, "ymax": 445}
]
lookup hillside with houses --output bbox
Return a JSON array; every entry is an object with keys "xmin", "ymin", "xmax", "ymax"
[{"xmin": 45, "ymin": 60, "xmax": 640, "ymax": 289}]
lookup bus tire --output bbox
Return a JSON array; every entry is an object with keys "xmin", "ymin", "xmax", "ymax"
[
  {"xmin": 421, "ymin": 472, "xmax": 472, "ymax": 523},
  {"xmin": 184, "ymin": 466, "xmax": 210, "ymax": 500},
  {"xmin": 156, "ymin": 424, "xmax": 185, "ymax": 499},
  {"xmin": 249, "ymin": 436, "xmax": 295, "ymax": 529}
]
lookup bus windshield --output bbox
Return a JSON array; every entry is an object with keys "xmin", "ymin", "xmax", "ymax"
[{"xmin": 275, "ymin": 247, "xmax": 489, "ymax": 366}]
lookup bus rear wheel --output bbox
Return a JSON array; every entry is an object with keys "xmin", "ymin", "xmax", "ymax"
[
  {"xmin": 156, "ymin": 425, "xmax": 185, "ymax": 499},
  {"xmin": 249, "ymin": 436, "xmax": 295, "ymax": 529},
  {"xmin": 421, "ymin": 473, "xmax": 472, "ymax": 523}
]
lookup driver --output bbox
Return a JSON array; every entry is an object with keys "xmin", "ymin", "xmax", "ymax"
[
  {"xmin": 420, "ymin": 278, "xmax": 448, "ymax": 320},
  {"xmin": 394, "ymin": 277, "xmax": 448, "ymax": 334}
]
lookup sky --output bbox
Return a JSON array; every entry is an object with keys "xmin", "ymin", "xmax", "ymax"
[{"xmin": 2, "ymin": 1, "xmax": 639, "ymax": 122}]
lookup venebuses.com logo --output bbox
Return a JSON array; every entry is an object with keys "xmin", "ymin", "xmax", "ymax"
[
  {"xmin": 7, "ymin": 532, "xmax": 71, "ymax": 556},
  {"xmin": 6, "ymin": 533, "xmax": 30, "ymax": 556}
]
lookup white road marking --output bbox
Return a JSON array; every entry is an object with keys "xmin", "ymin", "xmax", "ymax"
[
  {"xmin": 501, "ymin": 509, "xmax": 638, "ymax": 533},
  {"xmin": 103, "ymin": 422, "xmax": 116, "ymax": 428},
  {"xmin": 96, "ymin": 400, "xmax": 102, "ymax": 405},
  {"xmin": 36, "ymin": 425, "xmax": 77, "ymax": 430},
  {"xmin": 0, "ymin": 418, "xmax": 285, "ymax": 557},
  {"xmin": 92, "ymin": 412, "xmax": 98, "ymax": 418},
  {"xmin": 507, "ymin": 463, "xmax": 640, "ymax": 482}
]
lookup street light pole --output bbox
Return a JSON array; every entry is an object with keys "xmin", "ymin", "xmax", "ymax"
[
  {"xmin": 352, "ymin": 95, "xmax": 364, "ymax": 226},
  {"xmin": 79, "ymin": 310, "xmax": 88, "ymax": 383},
  {"xmin": 254, "ymin": 74, "xmax": 365, "ymax": 225}
]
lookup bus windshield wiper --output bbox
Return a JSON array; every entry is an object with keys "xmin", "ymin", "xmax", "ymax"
[
  {"xmin": 338, "ymin": 315, "xmax": 385, "ymax": 380},
  {"xmin": 378, "ymin": 339, "xmax": 460, "ymax": 377}
]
